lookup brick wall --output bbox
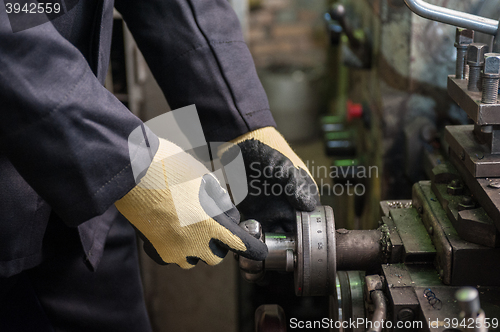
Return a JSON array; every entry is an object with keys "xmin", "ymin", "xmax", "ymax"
[{"xmin": 247, "ymin": 0, "xmax": 327, "ymax": 69}]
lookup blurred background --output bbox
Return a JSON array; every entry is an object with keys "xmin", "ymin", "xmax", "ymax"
[{"xmin": 106, "ymin": 0, "xmax": 493, "ymax": 331}]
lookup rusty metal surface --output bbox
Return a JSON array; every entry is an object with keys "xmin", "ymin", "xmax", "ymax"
[
  {"xmin": 389, "ymin": 208, "xmax": 436, "ymax": 263},
  {"xmin": 413, "ymin": 181, "xmax": 500, "ymax": 286}
]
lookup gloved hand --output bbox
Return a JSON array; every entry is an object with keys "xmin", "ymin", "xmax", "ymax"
[
  {"xmin": 115, "ymin": 138, "xmax": 268, "ymax": 268},
  {"xmin": 220, "ymin": 126, "xmax": 319, "ymax": 232}
]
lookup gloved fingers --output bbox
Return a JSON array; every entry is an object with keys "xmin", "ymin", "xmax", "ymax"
[
  {"xmin": 213, "ymin": 218, "xmax": 268, "ymax": 261},
  {"xmin": 183, "ymin": 238, "xmax": 229, "ymax": 267},
  {"xmin": 229, "ymin": 139, "xmax": 318, "ymax": 212},
  {"xmin": 130, "ymin": 224, "xmax": 169, "ymax": 265},
  {"xmin": 187, "ymin": 251, "xmax": 225, "ymax": 267},
  {"xmin": 199, "ymin": 174, "xmax": 240, "ymax": 224},
  {"xmin": 284, "ymin": 167, "xmax": 319, "ymax": 212}
]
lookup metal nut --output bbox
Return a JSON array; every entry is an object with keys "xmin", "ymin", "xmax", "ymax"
[
  {"xmin": 240, "ymin": 219, "xmax": 263, "ymax": 240},
  {"xmin": 467, "ymin": 43, "xmax": 489, "ymax": 66},
  {"xmin": 447, "ymin": 179, "xmax": 463, "ymax": 195},
  {"xmin": 454, "ymin": 28, "xmax": 474, "ymax": 47},
  {"xmin": 458, "ymin": 196, "xmax": 475, "ymax": 211},
  {"xmin": 484, "ymin": 53, "xmax": 500, "ymax": 77}
]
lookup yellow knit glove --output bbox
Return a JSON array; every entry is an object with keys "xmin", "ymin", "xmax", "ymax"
[
  {"xmin": 220, "ymin": 127, "xmax": 319, "ymax": 232},
  {"xmin": 116, "ymin": 138, "xmax": 268, "ymax": 268}
]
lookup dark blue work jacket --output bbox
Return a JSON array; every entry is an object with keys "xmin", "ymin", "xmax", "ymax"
[{"xmin": 0, "ymin": 0, "xmax": 275, "ymax": 277}]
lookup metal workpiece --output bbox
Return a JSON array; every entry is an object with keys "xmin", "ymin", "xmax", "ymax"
[
  {"xmin": 482, "ymin": 53, "xmax": 500, "ymax": 104},
  {"xmin": 403, "ymin": 0, "xmax": 499, "ymax": 35},
  {"xmin": 455, "ymin": 28, "xmax": 474, "ymax": 79},
  {"xmin": 467, "ymin": 43, "xmax": 489, "ymax": 92},
  {"xmin": 264, "ymin": 233, "xmax": 295, "ymax": 272},
  {"xmin": 335, "ymin": 229, "xmax": 383, "ymax": 271}
]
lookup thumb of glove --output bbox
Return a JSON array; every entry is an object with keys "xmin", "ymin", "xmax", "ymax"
[{"xmin": 199, "ymin": 174, "xmax": 268, "ymax": 261}]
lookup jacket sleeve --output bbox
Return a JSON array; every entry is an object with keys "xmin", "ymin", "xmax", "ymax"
[
  {"xmin": 114, "ymin": 0, "xmax": 276, "ymax": 143},
  {"xmin": 0, "ymin": 8, "xmax": 157, "ymax": 226}
]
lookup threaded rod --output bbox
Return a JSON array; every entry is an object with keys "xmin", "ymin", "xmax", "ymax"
[
  {"xmin": 482, "ymin": 77, "xmax": 499, "ymax": 103},
  {"xmin": 456, "ymin": 48, "xmax": 467, "ymax": 79},
  {"xmin": 468, "ymin": 66, "xmax": 482, "ymax": 91}
]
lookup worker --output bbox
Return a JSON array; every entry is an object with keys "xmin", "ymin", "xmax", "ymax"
[{"xmin": 0, "ymin": 1, "xmax": 318, "ymax": 331}]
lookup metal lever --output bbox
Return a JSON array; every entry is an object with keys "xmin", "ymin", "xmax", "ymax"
[{"xmin": 403, "ymin": 0, "xmax": 499, "ymax": 36}]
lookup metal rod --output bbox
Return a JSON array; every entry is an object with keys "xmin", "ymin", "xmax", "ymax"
[
  {"xmin": 335, "ymin": 229, "xmax": 382, "ymax": 271},
  {"xmin": 367, "ymin": 291, "xmax": 387, "ymax": 332},
  {"xmin": 403, "ymin": 0, "xmax": 499, "ymax": 36}
]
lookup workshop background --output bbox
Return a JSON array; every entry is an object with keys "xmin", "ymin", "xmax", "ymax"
[{"xmin": 106, "ymin": 0, "xmax": 491, "ymax": 331}]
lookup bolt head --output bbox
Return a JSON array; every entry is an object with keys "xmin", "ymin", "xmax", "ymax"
[
  {"xmin": 484, "ymin": 53, "xmax": 500, "ymax": 75},
  {"xmin": 467, "ymin": 43, "xmax": 489, "ymax": 66},
  {"xmin": 240, "ymin": 219, "xmax": 262, "ymax": 239},
  {"xmin": 455, "ymin": 28, "xmax": 474, "ymax": 47},
  {"xmin": 397, "ymin": 308, "xmax": 415, "ymax": 322}
]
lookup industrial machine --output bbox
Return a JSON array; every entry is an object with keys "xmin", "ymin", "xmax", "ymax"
[{"xmin": 238, "ymin": 1, "xmax": 500, "ymax": 331}]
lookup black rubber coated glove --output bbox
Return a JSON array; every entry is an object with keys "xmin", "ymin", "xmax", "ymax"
[{"xmin": 221, "ymin": 127, "xmax": 319, "ymax": 232}]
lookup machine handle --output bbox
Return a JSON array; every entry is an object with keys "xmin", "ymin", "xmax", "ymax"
[{"xmin": 403, "ymin": 0, "xmax": 499, "ymax": 36}]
